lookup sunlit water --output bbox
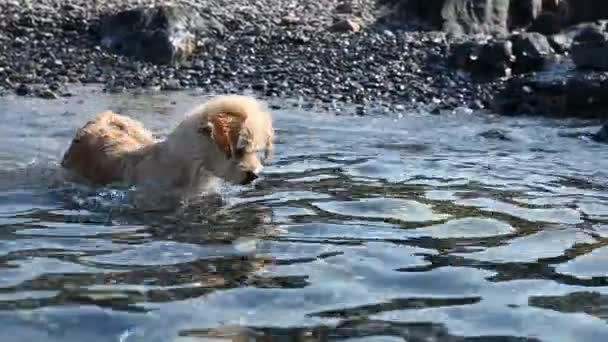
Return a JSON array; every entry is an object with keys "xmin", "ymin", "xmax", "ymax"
[{"xmin": 1, "ymin": 87, "xmax": 608, "ymax": 341}]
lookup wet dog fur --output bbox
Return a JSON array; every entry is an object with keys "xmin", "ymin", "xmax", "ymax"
[{"xmin": 61, "ymin": 95, "xmax": 274, "ymax": 208}]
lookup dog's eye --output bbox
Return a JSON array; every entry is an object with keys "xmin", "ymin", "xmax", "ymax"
[
  {"xmin": 198, "ymin": 125, "xmax": 212, "ymax": 135},
  {"xmin": 235, "ymin": 148, "xmax": 246, "ymax": 158}
]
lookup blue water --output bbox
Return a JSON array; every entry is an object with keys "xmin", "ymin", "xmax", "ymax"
[{"xmin": 1, "ymin": 87, "xmax": 608, "ymax": 341}]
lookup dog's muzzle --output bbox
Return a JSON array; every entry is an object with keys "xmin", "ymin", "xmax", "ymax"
[{"xmin": 241, "ymin": 171, "xmax": 259, "ymax": 185}]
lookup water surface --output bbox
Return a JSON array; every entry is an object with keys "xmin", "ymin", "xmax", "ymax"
[{"xmin": 1, "ymin": 88, "xmax": 608, "ymax": 341}]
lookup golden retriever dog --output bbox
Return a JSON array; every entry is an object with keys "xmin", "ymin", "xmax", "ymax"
[{"xmin": 61, "ymin": 95, "xmax": 274, "ymax": 209}]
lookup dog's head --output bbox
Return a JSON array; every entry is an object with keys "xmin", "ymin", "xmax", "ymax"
[{"xmin": 194, "ymin": 95, "xmax": 274, "ymax": 185}]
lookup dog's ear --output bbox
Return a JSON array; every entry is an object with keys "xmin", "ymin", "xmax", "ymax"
[
  {"xmin": 236, "ymin": 128, "xmax": 251, "ymax": 152},
  {"xmin": 201, "ymin": 112, "xmax": 245, "ymax": 158}
]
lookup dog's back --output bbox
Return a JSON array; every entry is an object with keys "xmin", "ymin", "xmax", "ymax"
[{"xmin": 61, "ymin": 111, "xmax": 156, "ymax": 185}]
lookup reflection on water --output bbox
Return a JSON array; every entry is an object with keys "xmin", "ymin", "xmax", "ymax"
[{"xmin": 1, "ymin": 87, "xmax": 608, "ymax": 341}]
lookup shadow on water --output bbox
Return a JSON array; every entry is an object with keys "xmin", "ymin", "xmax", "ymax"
[{"xmin": 1, "ymin": 87, "xmax": 608, "ymax": 341}]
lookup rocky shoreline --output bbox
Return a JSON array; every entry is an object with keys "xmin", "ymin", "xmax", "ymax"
[
  {"xmin": 0, "ymin": 0, "xmax": 494, "ymax": 114},
  {"xmin": 2, "ymin": 0, "xmax": 608, "ymax": 119}
]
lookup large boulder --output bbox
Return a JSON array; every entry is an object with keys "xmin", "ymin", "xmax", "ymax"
[
  {"xmin": 509, "ymin": 0, "xmax": 543, "ymax": 29},
  {"xmin": 532, "ymin": 0, "xmax": 608, "ymax": 34},
  {"xmin": 511, "ymin": 32, "xmax": 555, "ymax": 73},
  {"xmin": 565, "ymin": 0, "xmax": 608, "ymax": 26},
  {"xmin": 529, "ymin": 12, "xmax": 564, "ymax": 35},
  {"xmin": 494, "ymin": 69, "xmax": 608, "ymax": 117},
  {"xmin": 450, "ymin": 39, "xmax": 514, "ymax": 78},
  {"xmin": 328, "ymin": 18, "xmax": 363, "ymax": 32},
  {"xmin": 98, "ymin": 5, "xmax": 205, "ymax": 65},
  {"xmin": 450, "ymin": 32, "xmax": 554, "ymax": 78},
  {"xmin": 546, "ymin": 21, "xmax": 606, "ymax": 53},
  {"xmin": 593, "ymin": 122, "xmax": 608, "ymax": 143},
  {"xmin": 378, "ymin": 0, "xmax": 512, "ymax": 35},
  {"xmin": 571, "ymin": 24, "xmax": 608, "ymax": 71},
  {"xmin": 442, "ymin": 0, "xmax": 511, "ymax": 35},
  {"xmin": 528, "ymin": 0, "xmax": 568, "ymax": 35}
]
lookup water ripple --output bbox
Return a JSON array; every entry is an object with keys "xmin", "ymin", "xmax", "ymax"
[{"xmin": 1, "ymin": 89, "xmax": 608, "ymax": 341}]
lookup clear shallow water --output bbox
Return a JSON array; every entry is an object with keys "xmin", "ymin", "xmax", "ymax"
[{"xmin": 1, "ymin": 88, "xmax": 608, "ymax": 341}]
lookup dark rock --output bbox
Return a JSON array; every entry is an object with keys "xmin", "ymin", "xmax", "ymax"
[
  {"xmin": 511, "ymin": 32, "xmax": 554, "ymax": 73},
  {"xmin": 450, "ymin": 39, "xmax": 514, "ymax": 79},
  {"xmin": 37, "ymin": 87, "xmax": 59, "ymax": 99},
  {"xmin": 573, "ymin": 24, "xmax": 608, "ymax": 43},
  {"xmin": 593, "ymin": 122, "xmax": 608, "ymax": 143},
  {"xmin": 49, "ymin": 82, "xmax": 63, "ymax": 92},
  {"xmin": 548, "ymin": 21, "xmax": 607, "ymax": 53},
  {"xmin": 449, "ymin": 41, "xmax": 480, "ymax": 70},
  {"xmin": 529, "ymin": 0, "xmax": 569, "ymax": 35},
  {"xmin": 328, "ymin": 18, "xmax": 362, "ymax": 32},
  {"xmin": 98, "ymin": 5, "xmax": 200, "ymax": 65},
  {"xmin": 530, "ymin": 11, "xmax": 565, "ymax": 35},
  {"xmin": 494, "ymin": 68, "xmax": 608, "ymax": 117},
  {"xmin": 378, "ymin": 0, "xmax": 511, "ymax": 35},
  {"xmin": 441, "ymin": 0, "xmax": 512, "ymax": 35},
  {"xmin": 573, "ymin": 46, "xmax": 608, "ymax": 71},
  {"xmin": 279, "ymin": 15, "xmax": 302, "ymax": 26},
  {"xmin": 542, "ymin": 0, "xmax": 561, "ymax": 12},
  {"xmin": 479, "ymin": 128, "xmax": 513, "ymax": 141},
  {"xmin": 548, "ymin": 31, "xmax": 573, "ymax": 52},
  {"xmin": 509, "ymin": 0, "xmax": 543, "ymax": 29},
  {"xmin": 566, "ymin": 0, "xmax": 608, "ymax": 26},
  {"xmin": 494, "ymin": 75, "xmax": 568, "ymax": 115},
  {"xmin": 566, "ymin": 72, "xmax": 608, "ymax": 111},
  {"xmin": 161, "ymin": 79, "xmax": 182, "ymax": 91},
  {"xmin": 335, "ymin": 2, "xmax": 354, "ymax": 14},
  {"xmin": 15, "ymin": 83, "xmax": 31, "ymax": 96},
  {"xmin": 251, "ymin": 81, "xmax": 268, "ymax": 91},
  {"xmin": 571, "ymin": 25, "xmax": 608, "ymax": 70},
  {"xmin": 104, "ymin": 82, "xmax": 126, "ymax": 94},
  {"xmin": 15, "ymin": 84, "xmax": 60, "ymax": 99}
]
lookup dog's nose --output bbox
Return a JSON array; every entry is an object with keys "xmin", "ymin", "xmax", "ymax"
[{"xmin": 241, "ymin": 171, "xmax": 259, "ymax": 185}]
